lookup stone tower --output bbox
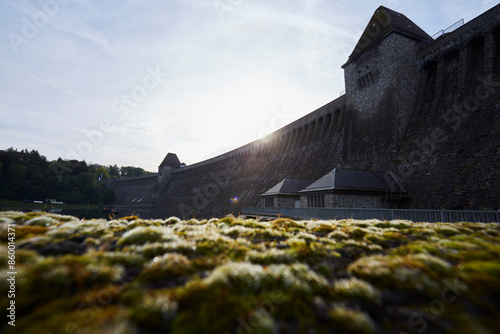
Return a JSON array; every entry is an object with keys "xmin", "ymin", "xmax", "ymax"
[
  {"xmin": 341, "ymin": 6, "xmax": 432, "ymax": 168},
  {"xmin": 158, "ymin": 153, "xmax": 181, "ymax": 185}
]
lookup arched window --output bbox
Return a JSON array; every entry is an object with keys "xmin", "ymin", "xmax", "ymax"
[
  {"xmin": 493, "ymin": 25, "xmax": 500, "ymax": 75},
  {"xmin": 467, "ymin": 36, "xmax": 485, "ymax": 78}
]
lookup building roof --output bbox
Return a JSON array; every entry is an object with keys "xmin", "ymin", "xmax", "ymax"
[
  {"xmin": 159, "ymin": 153, "xmax": 181, "ymax": 168},
  {"xmin": 343, "ymin": 6, "xmax": 432, "ymax": 67},
  {"xmin": 131, "ymin": 197, "xmax": 156, "ymax": 203},
  {"xmin": 299, "ymin": 168, "xmax": 405, "ymax": 194},
  {"xmin": 261, "ymin": 178, "xmax": 315, "ymax": 196}
]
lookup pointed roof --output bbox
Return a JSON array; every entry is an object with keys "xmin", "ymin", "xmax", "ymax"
[
  {"xmin": 343, "ymin": 6, "xmax": 431, "ymax": 67},
  {"xmin": 300, "ymin": 168, "xmax": 404, "ymax": 193},
  {"xmin": 261, "ymin": 178, "xmax": 315, "ymax": 196},
  {"xmin": 159, "ymin": 153, "xmax": 181, "ymax": 168}
]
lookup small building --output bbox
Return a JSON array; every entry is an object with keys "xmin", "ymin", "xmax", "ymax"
[
  {"xmin": 131, "ymin": 197, "xmax": 156, "ymax": 209},
  {"xmin": 260, "ymin": 178, "xmax": 315, "ymax": 208},
  {"xmin": 299, "ymin": 168, "xmax": 406, "ymax": 208}
]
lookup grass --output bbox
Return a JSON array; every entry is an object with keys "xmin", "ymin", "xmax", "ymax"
[{"xmin": 1, "ymin": 211, "xmax": 500, "ymax": 333}]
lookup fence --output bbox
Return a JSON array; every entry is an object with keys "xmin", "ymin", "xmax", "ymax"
[
  {"xmin": 431, "ymin": 19, "xmax": 464, "ymax": 39},
  {"xmin": 241, "ymin": 207, "xmax": 500, "ymax": 223}
]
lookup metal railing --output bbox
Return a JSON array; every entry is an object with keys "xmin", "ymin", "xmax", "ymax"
[
  {"xmin": 241, "ymin": 207, "xmax": 500, "ymax": 223},
  {"xmin": 431, "ymin": 19, "xmax": 464, "ymax": 39}
]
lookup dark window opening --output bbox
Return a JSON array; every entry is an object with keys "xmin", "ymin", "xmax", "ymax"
[
  {"xmin": 467, "ymin": 36, "xmax": 485, "ymax": 79},
  {"xmin": 308, "ymin": 195, "xmax": 325, "ymax": 207},
  {"xmin": 494, "ymin": 26, "xmax": 500, "ymax": 75}
]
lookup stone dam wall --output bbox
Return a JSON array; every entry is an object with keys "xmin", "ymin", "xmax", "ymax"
[
  {"xmin": 107, "ymin": 174, "xmax": 158, "ymax": 205},
  {"xmin": 112, "ymin": 5, "xmax": 500, "ymax": 218}
]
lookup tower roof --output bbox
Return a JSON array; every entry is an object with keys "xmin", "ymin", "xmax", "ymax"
[
  {"xmin": 343, "ymin": 6, "xmax": 431, "ymax": 67},
  {"xmin": 159, "ymin": 153, "xmax": 181, "ymax": 168}
]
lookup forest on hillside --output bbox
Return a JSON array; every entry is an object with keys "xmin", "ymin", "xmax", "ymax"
[{"xmin": 0, "ymin": 148, "xmax": 152, "ymax": 204}]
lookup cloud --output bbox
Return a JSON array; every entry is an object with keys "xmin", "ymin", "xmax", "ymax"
[{"xmin": 48, "ymin": 11, "xmax": 113, "ymax": 57}]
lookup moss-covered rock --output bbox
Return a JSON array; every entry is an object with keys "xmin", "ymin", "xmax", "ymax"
[{"xmin": 2, "ymin": 211, "xmax": 500, "ymax": 334}]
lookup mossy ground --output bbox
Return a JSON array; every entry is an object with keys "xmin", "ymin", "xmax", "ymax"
[{"xmin": 1, "ymin": 211, "xmax": 500, "ymax": 333}]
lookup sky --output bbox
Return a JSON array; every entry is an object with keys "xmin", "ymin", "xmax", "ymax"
[{"xmin": 1, "ymin": 0, "xmax": 498, "ymax": 172}]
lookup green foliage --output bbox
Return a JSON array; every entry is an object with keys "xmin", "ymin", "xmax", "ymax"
[
  {"xmin": 0, "ymin": 148, "xmax": 154, "ymax": 204},
  {"xmin": 119, "ymin": 166, "xmax": 151, "ymax": 178}
]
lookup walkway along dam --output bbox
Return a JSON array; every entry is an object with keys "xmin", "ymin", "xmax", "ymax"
[{"xmin": 109, "ymin": 5, "xmax": 500, "ymax": 219}]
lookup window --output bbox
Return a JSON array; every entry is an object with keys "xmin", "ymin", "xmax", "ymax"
[
  {"xmin": 356, "ymin": 72, "xmax": 375, "ymax": 90},
  {"xmin": 307, "ymin": 195, "xmax": 325, "ymax": 207},
  {"xmin": 265, "ymin": 197, "xmax": 274, "ymax": 207}
]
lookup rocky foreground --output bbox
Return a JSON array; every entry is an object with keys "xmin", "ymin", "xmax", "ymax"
[{"xmin": 1, "ymin": 211, "xmax": 499, "ymax": 333}]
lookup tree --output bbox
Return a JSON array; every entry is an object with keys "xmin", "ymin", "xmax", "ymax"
[
  {"xmin": 6, "ymin": 164, "xmax": 27, "ymax": 199},
  {"xmin": 120, "ymin": 166, "xmax": 152, "ymax": 177},
  {"xmin": 0, "ymin": 147, "xmax": 152, "ymax": 204},
  {"xmin": 107, "ymin": 164, "xmax": 120, "ymax": 179},
  {"xmin": 96, "ymin": 166, "xmax": 110, "ymax": 180}
]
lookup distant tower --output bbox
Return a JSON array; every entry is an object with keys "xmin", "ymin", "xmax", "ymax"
[
  {"xmin": 341, "ymin": 6, "xmax": 432, "ymax": 166},
  {"xmin": 158, "ymin": 153, "xmax": 181, "ymax": 184}
]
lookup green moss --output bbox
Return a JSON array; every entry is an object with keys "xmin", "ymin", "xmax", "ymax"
[
  {"xmin": 195, "ymin": 235, "xmax": 238, "ymax": 256},
  {"xmin": 0, "ymin": 210, "xmax": 28, "ymax": 222},
  {"xmin": 117, "ymin": 226, "xmax": 177, "ymax": 246},
  {"xmin": 271, "ymin": 218, "xmax": 304, "ymax": 229},
  {"xmin": 435, "ymin": 225, "xmax": 461, "ymax": 236},
  {"xmin": 381, "ymin": 231, "xmax": 406, "ymax": 241},
  {"xmin": 374, "ymin": 220, "xmax": 392, "ymax": 228},
  {"xmin": 246, "ymin": 249, "xmax": 297, "ymax": 265},
  {"xmin": 350, "ymin": 227, "xmax": 369, "ymax": 238},
  {"xmin": 140, "ymin": 253, "xmax": 192, "ymax": 282},
  {"xmin": 1, "ymin": 225, "xmax": 48, "ymax": 241},
  {"xmin": 26, "ymin": 216, "xmax": 59, "ymax": 226},
  {"xmin": 129, "ymin": 294, "xmax": 177, "ymax": 332},
  {"xmin": 200, "ymin": 262, "xmax": 328, "ymax": 295},
  {"xmin": 295, "ymin": 231, "xmax": 318, "ymax": 242},
  {"xmin": 127, "ymin": 240, "xmax": 196, "ymax": 258},
  {"xmin": 347, "ymin": 253, "xmax": 454, "ymax": 293},
  {"xmin": 119, "ymin": 215, "xmax": 140, "ymax": 221},
  {"xmin": 96, "ymin": 251, "xmax": 147, "ymax": 268},
  {"xmin": 165, "ymin": 216, "xmax": 182, "ymax": 225},
  {"xmin": 246, "ymin": 228, "xmax": 291, "ymax": 243},
  {"xmin": 459, "ymin": 260, "xmax": 500, "ymax": 293},
  {"xmin": 328, "ymin": 230, "xmax": 349, "ymax": 240},
  {"xmin": 18, "ymin": 234, "xmax": 53, "ymax": 247},
  {"xmin": 364, "ymin": 233, "xmax": 387, "ymax": 246},
  {"xmin": 5, "ymin": 285, "xmax": 126, "ymax": 334},
  {"xmin": 217, "ymin": 216, "xmax": 234, "ymax": 225},
  {"xmin": 309, "ymin": 222, "xmax": 337, "ymax": 234},
  {"xmin": 333, "ymin": 277, "xmax": 381, "ymax": 304},
  {"xmin": 328, "ymin": 307, "xmax": 375, "ymax": 334},
  {"xmin": 244, "ymin": 308, "xmax": 278, "ymax": 334},
  {"xmin": 391, "ymin": 240, "xmax": 440, "ymax": 256},
  {"xmin": 3, "ymin": 211, "xmax": 500, "ymax": 334}
]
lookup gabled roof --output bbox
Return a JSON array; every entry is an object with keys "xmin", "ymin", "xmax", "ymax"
[
  {"xmin": 131, "ymin": 197, "xmax": 156, "ymax": 203},
  {"xmin": 261, "ymin": 178, "xmax": 315, "ymax": 196},
  {"xmin": 343, "ymin": 6, "xmax": 431, "ymax": 67},
  {"xmin": 299, "ymin": 168, "xmax": 404, "ymax": 194},
  {"xmin": 159, "ymin": 153, "xmax": 181, "ymax": 168}
]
